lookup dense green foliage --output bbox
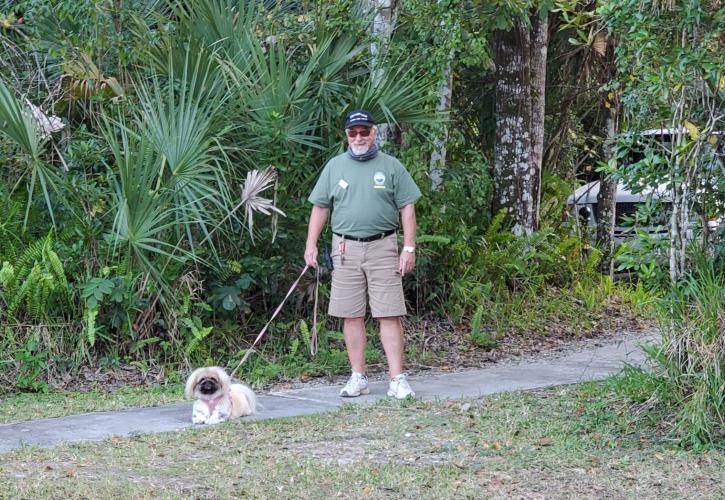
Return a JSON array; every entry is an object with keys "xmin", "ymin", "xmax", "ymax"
[
  {"xmin": 1, "ymin": 0, "xmax": 722, "ymax": 447},
  {"xmin": 598, "ymin": 0, "xmax": 724, "ymax": 448}
]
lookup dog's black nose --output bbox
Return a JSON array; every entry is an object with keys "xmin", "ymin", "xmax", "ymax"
[{"xmin": 200, "ymin": 379, "xmax": 218, "ymax": 394}]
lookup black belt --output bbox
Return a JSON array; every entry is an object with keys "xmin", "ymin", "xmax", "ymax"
[{"xmin": 333, "ymin": 229, "xmax": 395, "ymax": 242}]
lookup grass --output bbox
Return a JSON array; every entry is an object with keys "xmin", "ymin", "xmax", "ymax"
[
  {"xmin": 474, "ymin": 279, "xmax": 651, "ymax": 340},
  {"xmin": 0, "ymin": 384, "xmax": 184, "ymax": 423},
  {"xmin": 1, "ymin": 382, "xmax": 723, "ymax": 498}
]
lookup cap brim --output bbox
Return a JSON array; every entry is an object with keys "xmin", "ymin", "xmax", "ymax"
[{"xmin": 345, "ymin": 121, "xmax": 375, "ymax": 128}]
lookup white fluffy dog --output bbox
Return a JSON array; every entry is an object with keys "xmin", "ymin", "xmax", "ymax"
[{"xmin": 185, "ymin": 366, "xmax": 257, "ymax": 425}]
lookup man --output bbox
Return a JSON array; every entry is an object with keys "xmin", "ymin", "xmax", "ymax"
[{"xmin": 304, "ymin": 109, "xmax": 421, "ymax": 399}]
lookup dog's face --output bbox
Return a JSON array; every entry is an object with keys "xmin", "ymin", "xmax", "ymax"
[{"xmin": 185, "ymin": 366, "xmax": 230, "ymax": 401}]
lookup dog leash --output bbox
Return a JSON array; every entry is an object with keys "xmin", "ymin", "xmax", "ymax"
[{"xmin": 229, "ymin": 265, "xmax": 319, "ymax": 378}]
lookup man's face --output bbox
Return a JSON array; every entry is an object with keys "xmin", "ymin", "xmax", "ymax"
[{"xmin": 346, "ymin": 125, "xmax": 376, "ymax": 155}]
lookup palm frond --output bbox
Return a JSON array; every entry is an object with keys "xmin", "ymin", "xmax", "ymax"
[
  {"xmin": 239, "ymin": 166, "xmax": 285, "ymax": 242},
  {"xmin": 0, "ymin": 79, "xmax": 64, "ymax": 227},
  {"xmin": 103, "ymin": 116, "xmax": 196, "ymax": 297},
  {"xmin": 0, "ymin": 79, "xmax": 45, "ymax": 160},
  {"xmin": 133, "ymin": 47, "xmax": 234, "ymax": 256},
  {"xmin": 353, "ymin": 53, "xmax": 438, "ymax": 127}
]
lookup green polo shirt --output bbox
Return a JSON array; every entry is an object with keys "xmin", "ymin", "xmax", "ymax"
[{"xmin": 308, "ymin": 152, "xmax": 422, "ymax": 238}]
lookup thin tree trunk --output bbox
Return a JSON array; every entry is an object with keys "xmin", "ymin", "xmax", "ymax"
[
  {"xmin": 365, "ymin": 0, "xmax": 399, "ymax": 145},
  {"xmin": 429, "ymin": 2, "xmax": 459, "ymax": 192},
  {"xmin": 596, "ymin": 111, "xmax": 618, "ymax": 277},
  {"xmin": 492, "ymin": 13, "xmax": 548, "ymax": 235},
  {"xmin": 429, "ymin": 56, "xmax": 453, "ymax": 192},
  {"xmin": 529, "ymin": 13, "xmax": 548, "ymax": 226},
  {"xmin": 596, "ymin": 39, "xmax": 619, "ymax": 277},
  {"xmin": 668, "ymin": 90, "xmax": 688, "ymax": 282}
]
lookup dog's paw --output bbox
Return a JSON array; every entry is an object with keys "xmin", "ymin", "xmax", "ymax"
[{"xmin": 192, "ymin": 413, "xmax": 207, "ymax": 425}]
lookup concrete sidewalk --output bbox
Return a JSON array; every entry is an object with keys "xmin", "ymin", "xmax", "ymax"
[{"xmin": 0, "ymin": 334, "xmax": 654, "ymax": 453}]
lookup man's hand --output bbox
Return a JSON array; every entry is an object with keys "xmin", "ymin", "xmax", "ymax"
[
  {"xmin": 304, "ymin": 245, "xmax": 319, "ymax": 268},
  {"xmin": 399, "ymin": 251, "xmax": 415, "ymax": 276},
  {"xmin": 305, "ymin": 205, "xmax": 329, "ymax": 268}
]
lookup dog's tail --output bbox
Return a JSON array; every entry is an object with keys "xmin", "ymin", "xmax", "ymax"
[{"xmin": 236, "ymin": 383, "xmax": 258, "ymax": 414}]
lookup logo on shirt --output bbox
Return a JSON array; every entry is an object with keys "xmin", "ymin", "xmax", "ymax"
[{"xmin": 373, "ymin": 172, "xmax": 386, "ymax": 189}]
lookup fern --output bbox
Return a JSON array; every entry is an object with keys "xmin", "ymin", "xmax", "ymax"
[
  {"xmin": 44, "ymin": 238, "xmax": 69, "ymax": 302},
  {"xmin": 0, "ymin": 183, "xmax": 22, "ymax": 262},
  {"xmin": 183, "ymin": 316, "xmax": 213, "ymax": 356},
  {"xmin": 299, "ymin": 319, "xmax": 311, "ymax": 351},
  {"xmin": 484, "ymin": 210, "xmax": 516, "ymax": 246},
  {"xmin": 0, "ymin": 234, "xmax": 72, "ymax": 322},
  {"xmin": 289, "ymin": 337, "xmax": 300, "ymax": 357},
  {"xmin": 5, "ymin": 237, "xmax": 45, "ymax": 293},
  {"xmin": 84, "ymin": 306, "xmax": 99, "ymax": 347},
  {"xmin": 7, "ymin": 263, "xmax": 38, "ymax": 320},
  {"xmin": 470, "ymin": 305, "xmax": 483, "ymax": 338}
]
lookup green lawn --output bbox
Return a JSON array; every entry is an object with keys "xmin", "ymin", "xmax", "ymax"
[
  {"xmin": 1, "ymin": 382, "xmax": 723, "ymax": 498},
  {"xmin": 0, "ymin": 384, "xmax": 184, "ymax": 423}
]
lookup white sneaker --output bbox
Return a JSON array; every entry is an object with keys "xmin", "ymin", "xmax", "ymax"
[
  {"xmin": 387, "ymin": 373, "xmax": 415, "ymax": 399},
  {"xmin": 339, "ymin": 370, "xmax": 369, "ymax": 397}
]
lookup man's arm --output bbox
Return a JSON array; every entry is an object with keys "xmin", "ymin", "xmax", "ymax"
[
  {"xmin": 305, "ymin": 205, "xmax": 330, "ymax": 267},
  {"xmin": 399, "ymin": 204, "xmax": 416, "ymax": 276}
]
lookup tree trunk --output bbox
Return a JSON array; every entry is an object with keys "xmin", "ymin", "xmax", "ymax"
[
  {"xmin": 596, "ymin": 39, "xmax": 619, "ymax": 277},
  {"xmin": 429, "ymin": 1, "xmax": 459, "ymax": 192},
  {"xmin": 492, "ymin": 13, "xmax": 548, "ymax": 235},
  {"xmin": 429, "ymin": 56, "xmax": 453, "ymax": 192},
  {"xmin": 596, "ymin": 111, "xmax": 618, "ymax": 277},
  {"xmin": 364, "ymin": 0, "xmax": 400, "ymax": 145}
]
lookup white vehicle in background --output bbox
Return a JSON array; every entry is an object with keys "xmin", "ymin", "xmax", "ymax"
[
  {"xmin": 567, "ymin": 181, "xmax": 671, "ymax": 243},
  {"xmin": 566, "ymin": 129, "xmax": 724, "ymax": 244}
]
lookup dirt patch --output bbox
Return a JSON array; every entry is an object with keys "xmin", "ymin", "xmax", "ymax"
[{"xmin": 55, "ymin": 364, "xmax": 167, "ymax": 392}]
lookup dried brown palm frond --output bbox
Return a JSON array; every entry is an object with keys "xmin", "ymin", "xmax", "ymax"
[{"xmin": 239, "ymin": 166, "xmax": 286, "ymax": 242}]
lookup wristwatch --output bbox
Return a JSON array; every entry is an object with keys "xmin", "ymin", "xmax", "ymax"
[{"xmin": 402, "ymin": 246, "xmax": 415, "ymax": 253}]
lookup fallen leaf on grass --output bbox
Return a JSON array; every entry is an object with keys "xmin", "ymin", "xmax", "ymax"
[{"xmin": 537, "ymin": 437, "xmax": 553, "ymax": 446}]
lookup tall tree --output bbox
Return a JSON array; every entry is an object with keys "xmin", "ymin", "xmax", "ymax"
[
  {"xmin": 492, "ymin": 10, "xmax": 549, "ymax": 235},
  {"xmin": 595, "ymin": 34, "xmax": 619, "ymax": 278},
  {"xmin": 429, "ymin": 1, "xmax": 461, "ymax": 192},
  {"xmin": 363, "ymin": 0, "xmax": 400, "ymax": 145}
]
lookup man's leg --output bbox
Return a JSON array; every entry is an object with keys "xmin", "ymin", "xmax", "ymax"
[
  {"xmin": 378, "ymin": 316, "xmax": 404, "ymax": 378},
  {"xmin": 343, "ymin": 317, "xmax": 367, "ymax": 374}
]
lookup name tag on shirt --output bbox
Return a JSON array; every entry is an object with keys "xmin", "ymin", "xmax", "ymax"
[{"xmin": 338, "ymin": 179, "xmax": 349, "ymax": 189}]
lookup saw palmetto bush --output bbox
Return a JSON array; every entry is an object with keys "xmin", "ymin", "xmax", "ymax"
[
  {"xmin": 0, "ymin": 0, "xmax": 439, "ymax": 389},
  {"xmin": 0, "ymin": 79, "xmax": 63, "ymax": 228}
]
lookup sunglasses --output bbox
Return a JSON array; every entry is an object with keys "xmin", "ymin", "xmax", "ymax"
[{"xmin": 346, "ymin": 128, "xmax": 372, "ymax": 138}]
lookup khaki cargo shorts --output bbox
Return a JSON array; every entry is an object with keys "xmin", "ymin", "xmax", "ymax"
[{"xmin": 328, "ymin": 233, "xmax": 406, "ymax": 318}]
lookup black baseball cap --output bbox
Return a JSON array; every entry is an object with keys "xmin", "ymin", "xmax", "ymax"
[{"xmin": 344, "ymin": 109, "xmax": 376, "ymax": 128}]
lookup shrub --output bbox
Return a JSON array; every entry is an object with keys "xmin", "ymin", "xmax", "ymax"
[{"xmin": 620, "ymin": 251, "xmax": 724, "ymax": 449}]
